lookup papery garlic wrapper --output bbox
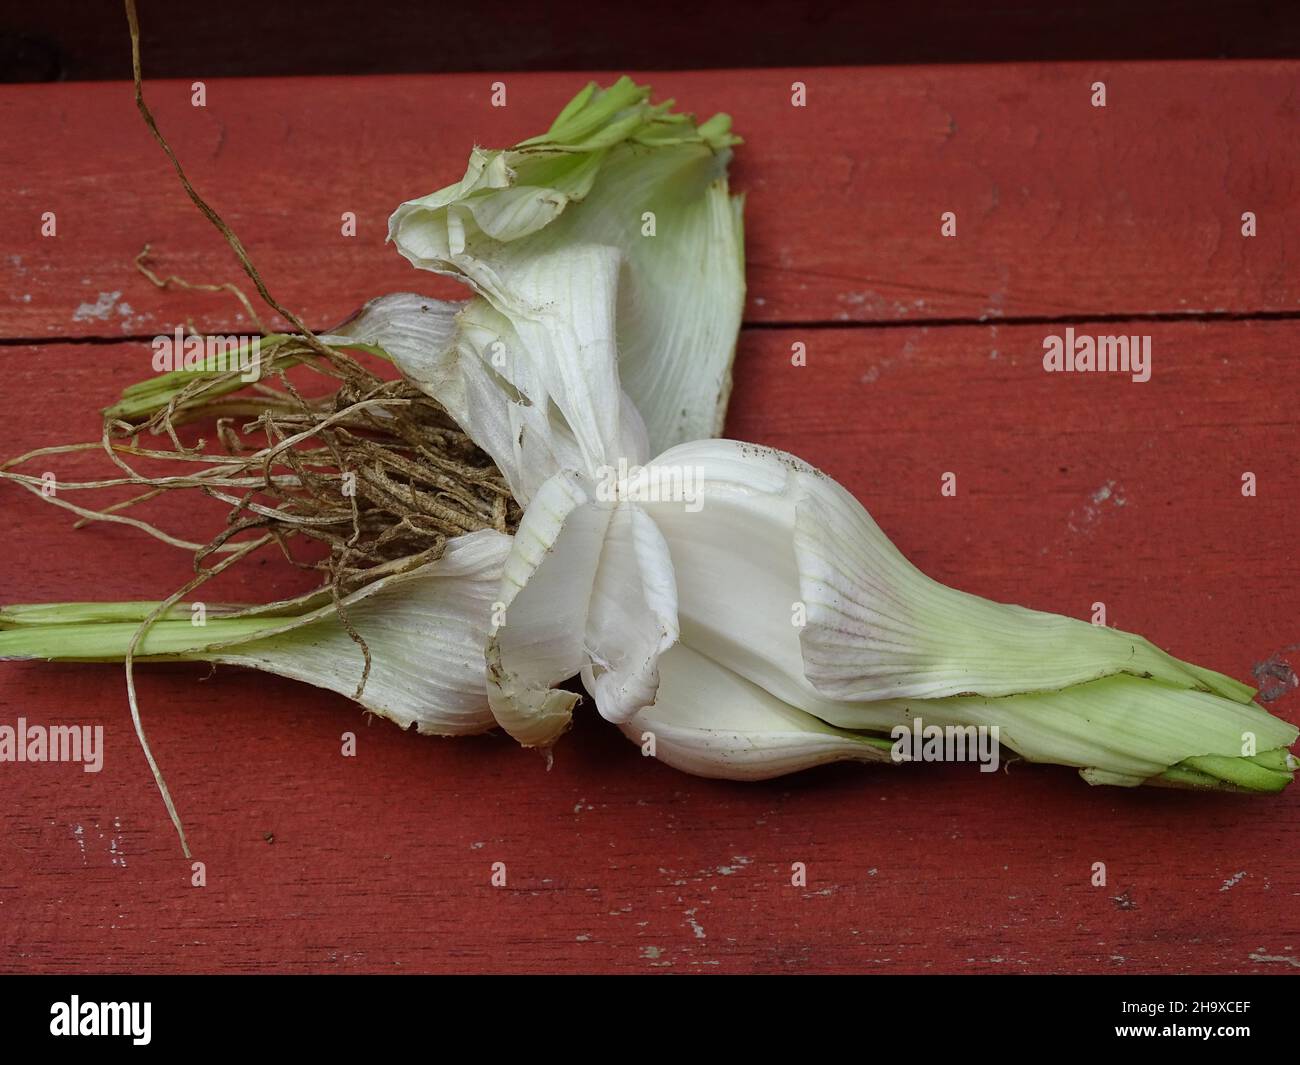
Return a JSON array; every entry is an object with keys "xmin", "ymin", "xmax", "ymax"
[{"xmin": 470, "ymin": 419, "xmax": 1296, "ymax": 790}]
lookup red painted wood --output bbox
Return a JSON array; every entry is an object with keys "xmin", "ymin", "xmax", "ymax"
[
  {"xmin": 1, "ymin": 67, "xmax": 1297, "ymax": 974},
  {"xmin": 0, "ymin": 318, "xmax": 1297, "ymax": 974},
  {"xmin": 2, "ymin": 64, "xmax": 1297, "ymax": 340}
]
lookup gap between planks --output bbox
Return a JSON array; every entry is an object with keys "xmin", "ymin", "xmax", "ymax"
[{"xmin": 3, "ymin": 308, "xmax": 1300, "ymax": 348}]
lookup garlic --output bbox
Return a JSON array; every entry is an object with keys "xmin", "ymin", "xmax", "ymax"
[
  {"xmin": 3, "ymin": 69, "xmax": 1294, "ymax": 814},
  {"xmin": 487, "ymin": 434, "xmax": 1298, "ymax": 791}
]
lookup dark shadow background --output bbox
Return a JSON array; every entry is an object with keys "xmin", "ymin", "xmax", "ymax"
[{"xmin": 2, "ymin": 1, "xmax": 1299, "ymax": 82}]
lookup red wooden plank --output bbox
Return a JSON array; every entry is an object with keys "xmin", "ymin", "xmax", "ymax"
[
  {"xmin": 2, "ymin": 64, "xmax": 1298, "ymax": 339},
  {"xmin": 1, "ymin": 322, "xmax": 1296, "ymax": 973}
]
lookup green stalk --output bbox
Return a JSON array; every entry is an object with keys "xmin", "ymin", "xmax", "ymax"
[
  {"xmin": 103, "ymin": 334, "xmax": 391, "ymax": 422},
  {"xmin": 809, "ymin": 673, "xmax": 1298, "ymax": 794},
  {"xmin": 0, "ymin": 608, "xmax": 289, "ymax": 661}
]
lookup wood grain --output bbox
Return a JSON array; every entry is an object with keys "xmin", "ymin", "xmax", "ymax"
[
  {"xmin": 2, "ymin": 64, "xmax": 1297, "ymax": 341},
  {"xmin": 0, "ymin": 321, "xmax": 1296, "ymax": 974}
]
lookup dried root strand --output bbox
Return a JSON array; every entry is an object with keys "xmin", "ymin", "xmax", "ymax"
[
  {"xmin": 5, "ymin": 328, "xmax": 519, "ymax": 592},
  {"xmin": 2, "ymin": 0, "xmax": 524, "ymax": 861}
]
